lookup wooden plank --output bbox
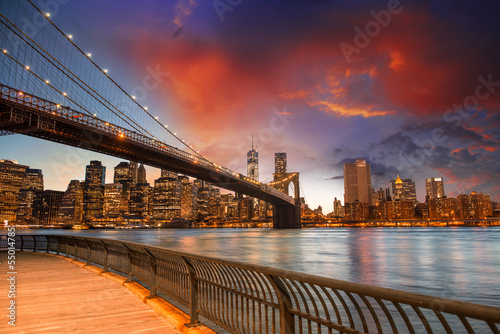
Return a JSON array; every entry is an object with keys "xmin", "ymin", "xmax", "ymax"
[{"xmin": 0, "ymin": 252, "xmax": 181, "ymax": 333}]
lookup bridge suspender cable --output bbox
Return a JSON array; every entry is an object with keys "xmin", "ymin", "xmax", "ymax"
[{"xmin": 24, "ymin": 0, "xmax": 210, "ymax": 165}]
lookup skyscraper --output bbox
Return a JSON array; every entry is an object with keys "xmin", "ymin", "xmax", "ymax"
[
  {"xmin": 114, "ymin": 162, "xmax": 131, "ymax": 183},
  {"xmin": 0, "ymin": 159, "xmax": 29, "ymax": 223},
  {"xmin": 343, "ymin": 159, "xmax": 372, "ymax": 205},
  {"xmin": 129, "ymin": 161, "xmax": 138, "ymax": 185},
  {"xmin": 275, "ymin": 153, "xmax": 287, "ymax": 174},
  {"xmin": 17, "ymin": 168, "xmax": 44, "ymax": 224},
  {"xmin": 57, "ymin": 180, "xmax": 83, "ymax": 224},
  {"xmin": 247, "ymin": 138, "xmax": 259, "ymax": 181},
  {"xmin": 389, "ymin": 175, "xmax": 416, "ymax": 202},
  {"xmin": 138, "ymin": 164, "xmax": 147, "ymax": 184},
  {"xmin": 426, "ymin": 177, "xmax": 445, "ymax": 201},
  {"xmin": 153, "ymin": 172, "xmax": 180, "ymax": 220},
  {"xmin": 83, "ymin": 160, "xmax": 106, "ymax": 223},
  {"xmin": 33, "ymin": 190, "xmax": 64, "ymax": 224}
]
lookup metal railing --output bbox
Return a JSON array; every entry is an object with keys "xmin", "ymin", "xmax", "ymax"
[{"xmin": 2, "ymin": 234, "xmax": 499, "ymax": 333}]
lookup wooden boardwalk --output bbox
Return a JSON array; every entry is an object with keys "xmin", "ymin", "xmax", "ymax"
[{"xmin": 0, "ymin": 252, "xmax": 182, "ymax": 333}]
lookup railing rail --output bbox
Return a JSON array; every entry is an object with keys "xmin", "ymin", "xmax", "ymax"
[{"xmin": 2, "ymin": 234, "xmax": 499, "ymax": 333}]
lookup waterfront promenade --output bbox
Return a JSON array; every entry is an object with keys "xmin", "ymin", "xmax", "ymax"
[{"xmin": 0, "ymin": 252, "xmax": 213, "ymax": 333}]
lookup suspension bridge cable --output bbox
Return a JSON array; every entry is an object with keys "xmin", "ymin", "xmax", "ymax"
[
  {"xmin": 0, "ymin": 12, "xmax": 172, "ymax": 146},
  {"xmin": 26, "ymin": 0, "xmax": 208, "ymax": 162}
]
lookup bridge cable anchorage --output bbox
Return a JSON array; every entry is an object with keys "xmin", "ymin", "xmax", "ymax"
[{"xmin": 25, "ymin": 0, "xmax": 209, "ymax": 164}]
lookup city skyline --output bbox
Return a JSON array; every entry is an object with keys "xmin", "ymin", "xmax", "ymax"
[{"xmin": 1, "ymin": 0, "xmax": 500, "ymax": 212}]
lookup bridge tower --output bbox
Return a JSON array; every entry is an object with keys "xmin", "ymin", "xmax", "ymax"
[{"xmin": 271, "ymin": 172, "xmax": 301, "ymax": 228}]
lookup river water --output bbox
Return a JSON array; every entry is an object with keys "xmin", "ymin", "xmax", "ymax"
[{"xmin": 17, "ymin": 226, "xmax": 500, "ymax": 308}]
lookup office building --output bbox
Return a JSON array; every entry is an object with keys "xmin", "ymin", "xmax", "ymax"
[
  {"xmin": 153, "ymin": 173, "xmax": 180, "ymax": 220},
  {"xmin": 129, "ymin": 183, "xmax": 152, "ymax": 217},
  {"xmin": 129, "ymin": 161, "xmax": 138, "ymax": 185},
  {"xmin": 275, "ymin": 153, "xmax": 287, "ymax": 174},
  {"xmin": 104, "ymin": 183, "xmax": 123, "ymax": 216},
  {"xmin": 33, "ymin": 190, "xmax": 64, "ymax": 224},
  {"xmin": 83, "ymin": 160, "xmax": 106, "ymax": 223},
  {"xmin": 390, "ymin": 176, "xmax": 417, "ymax": 202},
  {"xmin": 0, "ymin": 159, "xmax": 29, "ymax": 223},
  {"xmin": 17, "ymin": 168, "xmax": 44, "ymax": 224},
  {"xmin": 343, "ymin": 159, "xmax": 373, "ymax": 205},
  {"xmin": 333, "ymin": 197, "xmax": 344, "ymax": 217},
  {"xmin": 247, "ymin": 139, "xmax": 259, "ymax": 181},
  {"xmin": 179, "ymin": 176, "xmax": 195, "ymax": 219},
  {"xmin": 57, "ymin": 180, "xmax": 83, "ymax": 224},
  {"xmin": 137, "ymin": 164, "xmax": 147, "ymax": 184},
  {"xmin": 426, "ymin": 177, "xmax": 445, "ymax": 201}
]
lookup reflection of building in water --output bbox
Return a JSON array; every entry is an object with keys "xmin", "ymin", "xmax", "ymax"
[{"xmin": 348, "ymin": 231, "xmax": 378, "ymax": 285}]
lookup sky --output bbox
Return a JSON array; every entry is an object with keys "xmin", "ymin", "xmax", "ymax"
[{"xmin": 2, "ymin": 0, "xmax": 500, "ymax": 212}]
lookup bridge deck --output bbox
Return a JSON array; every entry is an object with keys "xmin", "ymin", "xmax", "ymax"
[{"xmin": 0, "ymin": 252, "xmax": 181, "ymax": 333}]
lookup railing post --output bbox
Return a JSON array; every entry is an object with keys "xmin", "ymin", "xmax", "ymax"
[
  {"xmin": 45, "ymin": 236, "xmax": 50, "ymax": 253},
  {"xmin": 180, "ymin": 256, "xmax": 200, "ymax": 326},
  {"xmin": 85, "ymin": 239, "xmax": 91, "ymax": 266},
  {"xmin": 101, "ymin": 241, "xmax": 108, "ymax": 273},
  {"xmin": 72, "ymin": 237, "xmax": 78, "ymax": 260},
  {"xmin": 33, "ymin": 235, "xmax": 37, "ymax": 252},
  {"xmin": 123, "ymin": 244, "xmax": 133, "ymax": 283},
  {"xmin": 145, "ymin": 249, "xmax": 157, "ymax": 298},
  {"xmin": 267, "ymin": 274, "xmax": 295, "ymax": 334},
  {"xmin": 20, "ymin": 236, "xmax": 24, "ymax": 251}
]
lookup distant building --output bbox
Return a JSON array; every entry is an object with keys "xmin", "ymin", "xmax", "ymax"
[
  {"xmin": 83, "ymin": 160, "xmax": 105, "ymax": 223},
  {"xmin": 457, "ymin": 192, "xmax": 492, "ymax": 219},
  {"xmin": 17, "ymin": 168, "xmax": 44, "ymax": 224},
  {"xmin": 153, "ymin": 172, "xmax": 180, "ymax": 220},
  {"xmin": 137, "ymin": 164, "xmax": 147, "ymax": 184},
  {"xmin": 343, "ymin": 159, "xmax": 372, "ymax": 206},
  {"xmin": 104, "ymin": 183, "xmax": 123, "ymax": 216},
  {"xmin": 275, "ymin": 153, "xmax": 287, "ymax": 174},
  {"xmin": 129, "ymin": 161, "xmax": 138, "ymax": 185},
  {"xmin": 390, "ymin": 175, "xmax": 417, "ymax": 203},
  {"xmin": 33, "ymin": 190, "xmax": 64, "ymax": 224},
  {"xmin": 428, "ymin": 197, "xmax": 458, "ymax": 219},
  {"xmin": 344, "ymin": 200, "xmax": 369, "ymax": 220},
  {"xmin": 129, "ymin": 183, "xmax": 152, "ymax": 218},
  {"xmin": 247, "ymin": 137, "xmax": 259, "ymax": 181},
  {"xmin": 333, "ymin": 197, "xmax": 344, "ymax": 217},
  {"xmin": 179, "ymin": 175, "xmax": 195, "ymax": 219},
  {"xmin": 426, "ymin": 177, "xmax": 445, "ymax": 201},
  {"xmin": 57, "ymin": 180, "xmax": 83, "ymax": 224},
  {"xmin": 0, "ymin": 159, "xmax": 29, "ymax": 223}
]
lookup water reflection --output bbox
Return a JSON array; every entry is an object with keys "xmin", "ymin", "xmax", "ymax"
[{"xmin": 18, "ymin": 226, "xmax": 500, "ymax": 307}]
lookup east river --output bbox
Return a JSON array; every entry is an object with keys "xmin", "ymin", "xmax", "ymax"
[{"xmin": 17, "ymin": 226, "xmax": 500, "ymax": 308}]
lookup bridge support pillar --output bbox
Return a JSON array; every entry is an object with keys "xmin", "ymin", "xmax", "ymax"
[{"xmin": 273, "ymin": 204, "xmax": 301, "ymax": 229}]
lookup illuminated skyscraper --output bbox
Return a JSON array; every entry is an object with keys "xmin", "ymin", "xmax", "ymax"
[
  {"xmin": 138, "ymin": 164, "xmax": 147, "ymax": 184},
  {"xmin": 179, "ymin": 176, "xmax": 195, "ymax": 219},
  {"xmin": 57, "ymin": 180, "xmax": 83, "ymax": 224},
  {"xmin": 275, "ymin": 153, "xmax": 287, "ymax": 174},
  {"xmin": 17, "ymin": 168, "xmax": 44, "ymax": 224},
  {"xmin": 426, "ymin": 177, "xmax": 445, "ymax": 201},
  {"xmin": 0, "ymin": 159, "xmax": 29, "ymax": 223},
  {"xmin": 129, "ymin": 183, "xmax": 152, "ymax": 218},
  {"xmin": 104, "ymin": 183, "xmax": 123, "ymax": 216},
  {"xmin": 153, "ymin": 172, "xmax": 180, "ymax": 220},
  {"xmin": 114, "ymin": 162, "xmax": 131, "ymax": 183},
  {"xmin": 343, "ymin": 159, "xmax": 372, "ymax": 205},
  {"xmin": 33, "ymin": 190, "xmax": 64, "ymax": 225},
  {"xmin": 83, "ymin": 160, "xmax": 106, "ymax": 223},
  {"xmin": 247, "ymin": 136, "xmax": 259, "ymax": 181},
  {"xmin": 129, "ymin": 161, "xmax": 138, "ymax": 185}
]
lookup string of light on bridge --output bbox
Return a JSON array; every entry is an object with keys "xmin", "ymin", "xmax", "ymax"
[{"xmin": 1, "ymin": 0, "xmax": 268, "ymax": 187}]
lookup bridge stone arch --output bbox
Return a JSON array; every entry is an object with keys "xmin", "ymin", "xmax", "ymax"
[{"xmin": 271, "ymin": 172, "xmax": 301, "ymax": 228}]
